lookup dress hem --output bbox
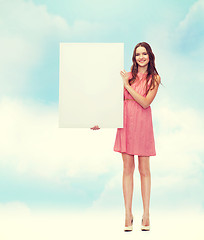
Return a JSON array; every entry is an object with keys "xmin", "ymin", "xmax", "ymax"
[{"xmin": 113, "ymin": 149, "xmax": 156, "ymax": 157}]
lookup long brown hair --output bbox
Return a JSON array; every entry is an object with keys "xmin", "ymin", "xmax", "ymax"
[{"xmin": 129, "ymin": 42, "xmax": 160, "ymax": 95}]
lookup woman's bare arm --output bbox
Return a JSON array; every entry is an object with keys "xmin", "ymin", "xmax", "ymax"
[{"xmin": 125, "ymin": 75, "xmax": 161, "ymax": 109}]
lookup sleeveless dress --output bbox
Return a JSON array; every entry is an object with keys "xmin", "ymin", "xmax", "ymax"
[{"xmin": 113, "ymin": 71, "xmax": 156, "ymax": 156}]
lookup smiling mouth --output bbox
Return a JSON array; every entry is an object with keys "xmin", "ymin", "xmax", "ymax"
[{"xmin": 139, "ymin": 60, "xmax": 146, "ymax": 63}]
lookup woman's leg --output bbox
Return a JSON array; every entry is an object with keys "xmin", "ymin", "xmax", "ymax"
[
  {"xmin": 138, "ymin": 156, "xmax": 151, "ymax": 226},
  {"xmin": 122, "ymin": 153, "xmax": 135, "ymax": 226}
]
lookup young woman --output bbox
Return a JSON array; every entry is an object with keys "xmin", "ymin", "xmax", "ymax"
[{"xmin": 91, "ymin": 42, "xmax": 161, "ymax": 232}]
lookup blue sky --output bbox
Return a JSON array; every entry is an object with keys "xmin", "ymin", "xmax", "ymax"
[{"xmin": 0, "ymin": 0, "xmax": 204, "ymax": 213}]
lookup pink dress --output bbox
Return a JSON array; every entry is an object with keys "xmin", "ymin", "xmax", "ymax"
[{"xmin": 113, "ymin": 71, "xmax": 156, "ymax": 156}]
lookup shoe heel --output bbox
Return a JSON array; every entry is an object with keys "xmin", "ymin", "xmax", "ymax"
[
  {"xmin": 124, "ymin": 216, "xmax": 133, "ymax": 232},
  {"xmin": 141, "ymin": 218, "xmax": 150, "ymax": 231}
]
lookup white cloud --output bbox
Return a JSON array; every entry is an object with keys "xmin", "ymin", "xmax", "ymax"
[
  {"xmin": 0, "ymin": 96, "xmax": 119, "ymax": 184},
  {"xmin": 69, "ymin": 20, "xmax": 106, "ymax": 38},
  {"xmin": 178, "ymin": 0, "xmax": 204, "ymax": 30},
  {"xmin": 0, "ymin": 0, "xmax": 106, "ymax": 96},
  {"xmin": 144, "ymin": 0, "xmax": 204, "ymax": 86},
  {"xmin": 153, "ymin": 100, "xmax": 204, "ymax": 173},
  {"xmin": 91, "ymin": 172, "xmax": 123, "ymax": 209},
  {"xmin": 0, "ymin": 206, "xmax": 203, "ymax": 240},
  {"xmin": 0, "ymin": 201, "xmax": 31, "ymax": 216},
  {"xmin": 0, "ymin": 0, "xmax": 68, "ymax": 95},
  {"xmin": 1, "ymin": 95, "xmax": 203, "ymax": 194},
  {"xmin": 174, "ymin": 0, "xmax": 204, "ymax": 54}
]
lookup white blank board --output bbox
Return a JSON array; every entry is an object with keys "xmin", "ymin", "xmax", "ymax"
[{"xmin": 59, "ymin": 43, "xmax": 124, "ymax": 128}]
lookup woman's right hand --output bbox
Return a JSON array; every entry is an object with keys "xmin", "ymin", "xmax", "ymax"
[
  {"xmin": 90, "ymin": 125, "xmax": 100, "ymax": 130},
  {"xmin": 120, "ymin": 69, "xmax": 130, "ymax": 88}
]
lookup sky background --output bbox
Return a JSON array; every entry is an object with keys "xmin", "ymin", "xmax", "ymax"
[{"xmin": 0, "ymin": 0, "xmax": 204, "ymax": 238}]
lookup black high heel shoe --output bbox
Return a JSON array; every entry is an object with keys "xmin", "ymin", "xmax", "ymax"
[{"xmin": 124, "ymin": 216, "xmax": 134, "ymax": 232}]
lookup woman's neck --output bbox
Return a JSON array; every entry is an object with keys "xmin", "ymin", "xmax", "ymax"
[{"xmin": 137, "ymin": 65, "xmax": 148, "ymax": 74}]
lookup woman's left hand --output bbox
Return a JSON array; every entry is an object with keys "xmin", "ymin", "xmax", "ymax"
[{"xmin": 120, "ymin": 69, "xmax": 130, "ymax": 88}]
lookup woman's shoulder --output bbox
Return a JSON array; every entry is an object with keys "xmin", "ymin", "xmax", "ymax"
[
  {"xmin": 147, "ymin": 74, "xmax": 161, "ymax": 85},
  {"xmin": 154, "ymin": 74, "xmax": 161, "ymax": 84},
  {"xmin": 128, "ymin": 71, "xmax": 132, "ymax": 78}
]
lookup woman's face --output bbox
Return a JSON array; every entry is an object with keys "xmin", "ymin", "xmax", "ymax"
[{"xmin": 135, "ymin": 46, "xmax": 149, "ymax": 67}]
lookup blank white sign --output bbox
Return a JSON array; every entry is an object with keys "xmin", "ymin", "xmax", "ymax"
[{"xmin": 59, "ymin": 43, "xmax": 124, "ymax": 128}]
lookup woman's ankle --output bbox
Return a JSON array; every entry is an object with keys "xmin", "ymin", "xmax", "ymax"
[
  {"xmin": 143, "ymin": 212, "xmax": 150, "ymax": 218},
  {"xmin": 125, "ymin": 211, "xmax": 133, "ymax": 216}
]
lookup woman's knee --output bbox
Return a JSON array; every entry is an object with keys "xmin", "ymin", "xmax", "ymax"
[
  {"xmin": 138, "ymin": 156, "xmax": 150, "ymax": 177},
  {"xmin": 138, "ymin": 166, "xmax": 150, "ymax": 177},
  {"xmin": 123, "ymin": 161, "xmax": 135, "ymax": 175},
  {"xmin": 122, "ymin": 153, "xmax": 135, "ymax": 175}
]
